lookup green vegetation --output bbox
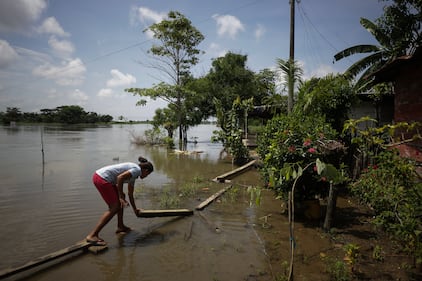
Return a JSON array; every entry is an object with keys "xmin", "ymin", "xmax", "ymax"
[{"xmin": 1, "ymin": 105, "xmax": 112, "ymax": 124}]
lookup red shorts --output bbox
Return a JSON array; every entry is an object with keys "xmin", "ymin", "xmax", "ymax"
[{"xmin": 92, "ymin": 173, "xmax": 118, "ymax": 205}]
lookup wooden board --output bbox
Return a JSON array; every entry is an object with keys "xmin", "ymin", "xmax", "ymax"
[
  {"xmin": 138, "ymin": 209, "xmax": 193, "ymax": 218},
  {"xmin": 0, "ymin": 241, "xmax": 104, "ymax": 279},
  {"xmin": 213, "ymin": 159, "xmax": 257, "ymax": 182},
  {"xmin": 195, "ymin": 185, "xmax": 233, "ymax": 210}
]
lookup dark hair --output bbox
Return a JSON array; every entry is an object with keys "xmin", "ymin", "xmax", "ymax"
[
  {"xmin": 138, "ymin": 156, "xmax": 154, "ymax": 173},
  {"xmin": 138, "ymin": 156, "xmax": 148, "ymax": 163}
]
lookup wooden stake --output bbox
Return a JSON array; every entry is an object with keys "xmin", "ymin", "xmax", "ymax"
[{"xmin": 323, "ymin": 182, "xmax": 337, "ymax": 231}]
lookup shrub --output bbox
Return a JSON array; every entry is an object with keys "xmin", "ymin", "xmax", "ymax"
[
  {"xmin": 350, "ymin": 150, "xmax": 422, "ymax": 265},
  {"xmin": 257, "ymin": 113, "xmax": 341, "ymax": 200}
]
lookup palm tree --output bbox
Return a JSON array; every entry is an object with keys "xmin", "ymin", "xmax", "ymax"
[
  {"xmin": 276, "ymin": 58, "xmax": 303, "ymax": 113},
  {"xmin": 333, "ymin": 18, "xmax": 403, "ymax": 92}
]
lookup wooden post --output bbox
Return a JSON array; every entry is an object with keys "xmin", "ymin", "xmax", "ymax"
[{"xmin": 323, "ymin": 181, "xmax": 337, "ymax": 231}]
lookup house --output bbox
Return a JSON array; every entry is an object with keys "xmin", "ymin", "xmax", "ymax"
[{"xmin": 372, "ymin": 47, "xmax": 422, "ymax": 165}]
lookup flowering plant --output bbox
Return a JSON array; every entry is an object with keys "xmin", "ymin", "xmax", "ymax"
[{"xmin": 258, "ymin": 114, "xmax": 345, "ymax": 200}]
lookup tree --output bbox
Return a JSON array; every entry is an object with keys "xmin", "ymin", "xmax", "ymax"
[
  {"xmin": 56, "ymin": 105, "xmax": 86, "ymax": 124},
  {"xmin": 2, "ymin": 107, "xmax": 22, "ymax": 124},
  {"xmin": 378, "ymin": 0, "xmax": 421, "ymax": 55},
  {"xmin": 334, "ymin": 1, "xmax": 421, "ymax": 91},
  {"xmin": 152, "ymin": 107, "xmax": 177, "ymax": 138},
  {"xmin": 126, "ymin": 11, "xmax": 204, "ymax": 148},
  {"xmin": 294, "ymin": 74, "xmax": 356, "ymax": 132},
  {"xmin": 276, "ymin": 58, "xmax": 303, "ymax": 113},
  {"xmin": 206, "ymin": 52, "xmax": 257, "ymax": 130}
]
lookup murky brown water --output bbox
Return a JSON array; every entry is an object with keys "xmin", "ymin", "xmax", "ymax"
[{"xmin": 0, "ymin": 124, "xmax": 283, "ymax": 281}]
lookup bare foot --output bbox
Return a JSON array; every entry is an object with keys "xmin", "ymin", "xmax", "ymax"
[
  {"xmin": 86, "ymin": 236, "xmax": 107, "ymax": 246},
  {"xmin": 115, "ymin": 226, "xmax": 132, "ymax": 234}
]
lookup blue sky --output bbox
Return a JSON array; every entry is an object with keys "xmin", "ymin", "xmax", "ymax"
[{"xmin": 0, "ymin": 0, "xmax": 387, "ymax": 121}]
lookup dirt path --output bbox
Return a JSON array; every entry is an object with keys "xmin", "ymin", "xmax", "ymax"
[{"xmin": 254, "ymin": 191, "xmax": 421, "ymax": 281}]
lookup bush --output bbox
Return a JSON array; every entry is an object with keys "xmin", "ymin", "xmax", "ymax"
[
  {"xmin": 350, "ymin": 150, "xmax": 422, "ymax": 265},
  {"xmin": 257, "ymin": 114, "xmax": 340, "ymax": 200}
]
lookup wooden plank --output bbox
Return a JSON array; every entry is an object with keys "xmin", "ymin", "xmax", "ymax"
[
  {"xmin": 137, "ymin": 209, "xmax": 193, "ymax": 218},
  {"xmin": 213, "ymin": 160, "xmax": 257, "ymax": 182},
  {"xmin": 195, "ymin": 185, "xmax": 232, "ymax": 210},
  {"xmin": 0, "ymin": 241, "xmax": 99, "ymax": 279}
]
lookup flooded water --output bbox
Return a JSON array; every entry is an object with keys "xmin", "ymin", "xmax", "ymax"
[{"xmin": 0, "ymin": 123, "xmax": 280, "ymax": 281}]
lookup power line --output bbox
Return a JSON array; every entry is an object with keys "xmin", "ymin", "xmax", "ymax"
[{"xmin": 1, "ymin": 0, "xmax": 266, "ymax": 94}]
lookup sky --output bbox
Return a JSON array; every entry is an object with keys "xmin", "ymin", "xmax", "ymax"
[{"xmin": 0, "ymin": 0, "xmax": 388, "ymax": 121}]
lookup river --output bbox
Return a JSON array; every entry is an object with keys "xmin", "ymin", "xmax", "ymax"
[{"xmin": 0, "ymin": 123, "xmax": 278, "ymax": 281}]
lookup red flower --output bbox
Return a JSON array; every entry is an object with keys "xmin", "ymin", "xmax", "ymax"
[
  {"xmin": 308, "ymin": 147, "xmax": 316, "ymax": 153},
  {"xmin": 288, "ymin": 145, "xmax": 296, "ymax": 152},
  {"xmin": 303, "ymin": 139, "xmax": 312, "ymax": 146}
]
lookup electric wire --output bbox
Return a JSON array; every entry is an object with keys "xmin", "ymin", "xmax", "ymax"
[{"xmin": 0, "ymin": 0, "xmax": 265, "ymax": 94}]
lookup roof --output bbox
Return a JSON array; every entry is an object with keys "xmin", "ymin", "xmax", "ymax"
[{"xmin": 372, "ymin": 47, "xmax": 422, "ymax": 83}]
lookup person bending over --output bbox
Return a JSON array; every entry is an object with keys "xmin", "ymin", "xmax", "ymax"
[{"xmin": 86, "ymin": 156, "xmax": 154, "ymax": 246}]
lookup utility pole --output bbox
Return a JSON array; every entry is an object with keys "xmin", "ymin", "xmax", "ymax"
[{"xmin": 288, "ymin": 0, "xmax": 295, "ymax": 114}]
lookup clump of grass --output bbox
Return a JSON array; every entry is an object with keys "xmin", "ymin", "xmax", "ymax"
[
  {"xmin": 179, "ymin": 183, "xmax": 198, "ymax": 198},
  {"xmin": 159, "ymin": 188, "xmax": 180, "ymax": 209},
  {"xmin": 328, "ymin": 260, "xmax": 351, "ymax": 281},
  {"xmin": 179, "ymin": 175, "xmax": 207, "ymax": 198},
  {"xmin": 324, "ymin": 257, "xmax": 351, "ymax": 281},
  {"xmin": 221, "ymin": 185, "xmax": 239, "ymax": 203}
]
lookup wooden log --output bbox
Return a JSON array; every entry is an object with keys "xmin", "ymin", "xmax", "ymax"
[
  {"xmin": 137, "ymin": 209, "xmax": 193, "ymax": 218},
  {"xmin": 0, "ymin": 241, "xmax": 104, "ymax": 279},
  {"xmin": 213, "ymin": 159, "xmax": 257, "ymax": 182},
  {"xmin": 195, "ymin": 185, "xmax": 232, "ymax": 210}
]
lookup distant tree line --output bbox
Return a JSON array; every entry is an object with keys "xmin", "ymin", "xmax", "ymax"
[{"xmin": 0, "ymin": 105, "xmax": 113, "ymax": 124}]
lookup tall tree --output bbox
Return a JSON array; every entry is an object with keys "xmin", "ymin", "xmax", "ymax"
[
  {"xmin": 334, "ymin": 0, "xmax": 421, "ymax": 91},
  {"xmin": 206, "ymin": 52, "xmax": 256, "ymax": 127},
  {"xmin": 378, "ymin": 0, "xmax": 421, "ymax": 55},
  {"xmin": 126, "ymin": 11, "xmax": 204, "ymax": 148}
]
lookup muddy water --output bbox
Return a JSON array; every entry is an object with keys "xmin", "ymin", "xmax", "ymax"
[{"xmin": 0, "ymin": 124, "xmax": 284, "ymax": 281}]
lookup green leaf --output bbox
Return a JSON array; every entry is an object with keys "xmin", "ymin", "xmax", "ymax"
[{"xmin": 316, "ymin": 158, "xmax": 325, "ymax": 175}]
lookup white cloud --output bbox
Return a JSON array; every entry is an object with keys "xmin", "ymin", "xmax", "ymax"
[
  {"xmin": 0, "ymin": 0, "xmax": 47, "ymax": 33},
  {"xmin": 71, "ymin": 89, "xmax": 88, "ymax": 102},
  {"xmin": 130, "ymin": 6, "xmax": 166, "ymax": 38},
  {"xmin": 32, "ymin": 58, "xmax": 86, "ymax": 86},
  {"xmin": 254, "ymin": 24, "xmax": 265, "ymax": 40},
  {"xmin": 38, "ymin": 17, "xmax": 70, "ymax": 37},
  {"xmin": 97, "ymin": 88, "xmax": 113, "ymax": 97},
  {"xmin": 131, "ymin": 6, "xmax": 165, "ymax": 25},
  {"xmin": 208, "ymin": 42, "xmax": 227, "ymax": 58},
  {"xmin": 48, "ymin": 36, "xmax": 75, "ymax": 57},
  {"xmin": 106, "ymin": 69, "xmax": 136, "ymax": 87},
  {"xmin": 309, "ymin": 64, "xmax": 338, "ymax": 78},
  {"xmin": 0, "ymin": 40, "xmax": 19, "ymax": 68},
  {"xmin": 212, "ymin": 14, "xmax": 244, "ymax": 39}
]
